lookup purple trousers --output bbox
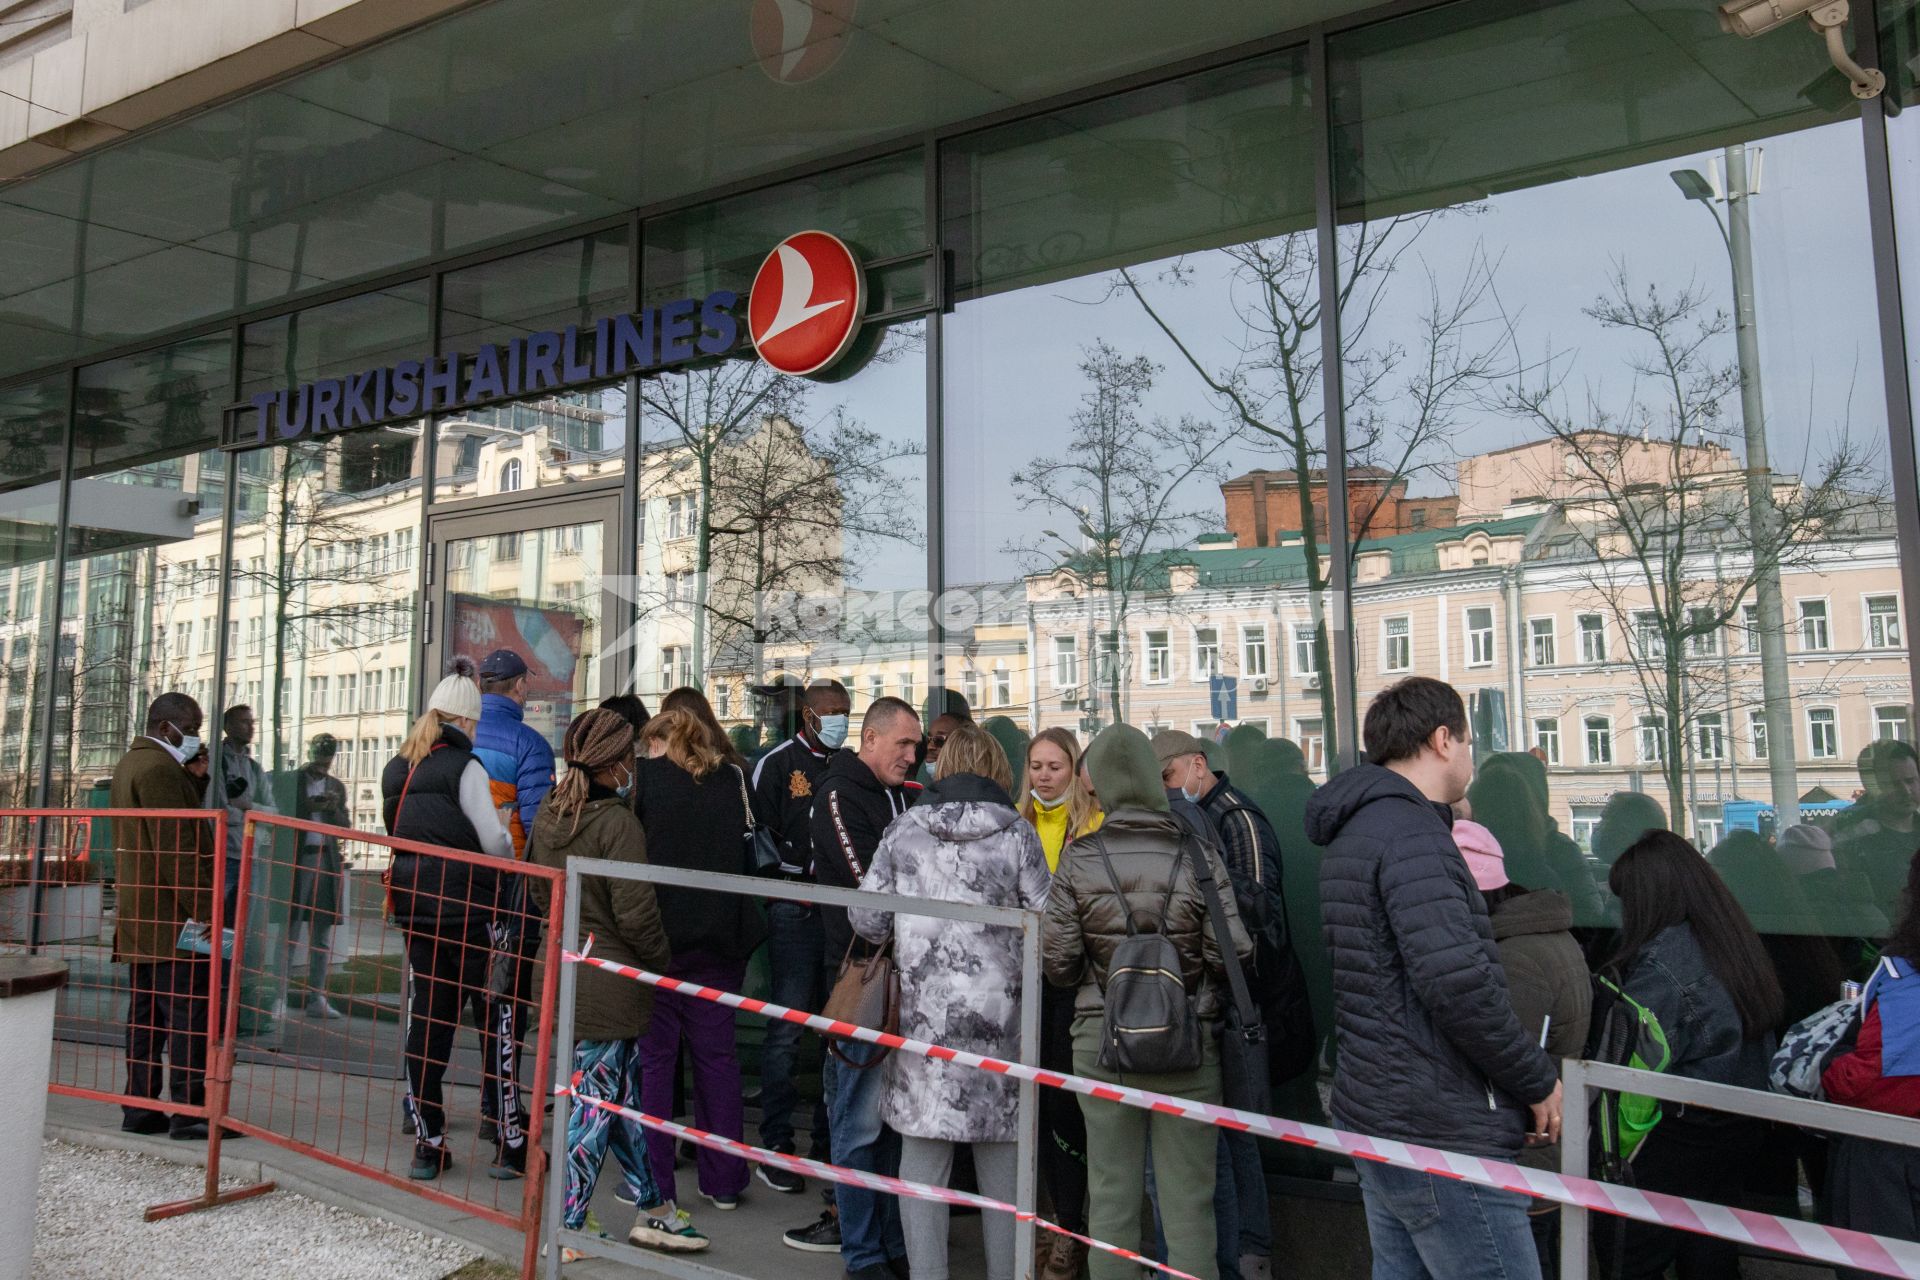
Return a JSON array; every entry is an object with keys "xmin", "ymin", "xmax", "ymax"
[{"xmin": 637, "ymin": 950, "xmax": 750, "ymax": 1202}]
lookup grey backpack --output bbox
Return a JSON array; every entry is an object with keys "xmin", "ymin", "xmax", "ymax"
[{"xmin": 1092, "ymin": 835, "xmax": 1202, "ymax": 1076}]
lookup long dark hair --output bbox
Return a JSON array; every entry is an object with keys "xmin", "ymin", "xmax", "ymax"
[
  {"xmin": 1884, "ymin": 848, "xmax": 1920, "ymax": 965},
  {"xmin": 1607, "ymin": 829, "xmax": 1785, "ymax": 1038}
]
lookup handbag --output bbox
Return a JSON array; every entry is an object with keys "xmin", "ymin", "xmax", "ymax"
[
  {"xmin": 821, "ymin": 937, "xmax": 900, "ymax": 1069},
  {"xmin": 1184, "ymin": 834, "xmax": 1271, "ymax": 1113},
  {"xmin": 732, "ymin": 765, "xmax": 782, "ymax": 875}
]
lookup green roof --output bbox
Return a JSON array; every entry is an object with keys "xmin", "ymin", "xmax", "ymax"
[{"xmin": 1049, "ymin": 515, "xmax": 1542, "ymax": 592}]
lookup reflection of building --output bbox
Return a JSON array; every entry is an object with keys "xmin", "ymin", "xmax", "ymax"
[
  {"xmin": 1222, "ymin": 467, "xmax": 1458, "ymax": 548},
  {"xmin": 1022, "ymin": 438, "xmax": 1909, "ymax": 846}
]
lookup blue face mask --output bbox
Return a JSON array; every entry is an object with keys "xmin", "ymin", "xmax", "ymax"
[
  {"xmin": 815, "ymin": 713, "xmax": 849, "ymax": 749},
  {"xmin": 615, "ymin": 767, "xmax": 634, "ymax": 800}
]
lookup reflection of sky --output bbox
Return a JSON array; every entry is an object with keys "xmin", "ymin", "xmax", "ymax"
[{"xmin": 940, "ymin": 119, "xmax": 1888, "ymax": 585}]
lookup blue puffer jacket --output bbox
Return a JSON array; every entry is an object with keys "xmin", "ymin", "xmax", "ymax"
[
  {"xmin": 472, "ymin": 693, "xmax": 556, "ymax": 857},
  {"xmin": 1310, "ymin": 764, "xmax": 1558, "ymax": 1159}
]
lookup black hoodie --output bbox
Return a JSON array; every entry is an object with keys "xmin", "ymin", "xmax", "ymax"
[
  {"xmin": 1308, "ymin": 763, "xmax": 1557, "ymax": 1159},
  {"xmin": 811, "ymin": 747, "xmax": 911, "ymax": 961}
]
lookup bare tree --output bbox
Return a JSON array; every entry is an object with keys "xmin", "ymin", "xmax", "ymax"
[
  {"xmin": 1497, "ymin": 268, "xmax": 1874, "ymax": 828},
  {"xmin": 1113, "ymin": 215, "xmax": 1508, "ymax": 758},
  {"xmin": 639, "ymin": 333, "xmax": 924, "ymax": 685},
  {"xmin": 1008, "ymin": 341, "xmax": 1240, "ymax": 728}
]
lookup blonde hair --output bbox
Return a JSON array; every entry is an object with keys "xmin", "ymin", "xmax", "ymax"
[
  {"xmin": 400, "ymin": 708, "xmax": 460, "ymax": 765},
  {"xmin": 1019, "ymin": 726, "xmax": 1100, "ymax": 837},
  {"xmin": 641, "ymin": 708, "xmax": 724, "ymax": 782},
  {"xmin": 936, "ymin": 723, "xmax": 1013, "ymax": 793}
]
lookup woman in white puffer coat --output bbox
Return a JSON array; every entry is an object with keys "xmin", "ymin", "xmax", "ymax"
[{"xmin": 850, "ymin": 722, "xmax": 1051, "ymax": 1280}]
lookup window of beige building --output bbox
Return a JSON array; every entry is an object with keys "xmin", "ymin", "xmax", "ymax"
[
  {"xmin": 1528, "ymin": 618, "xmax": 1555, "ymax": 667},
  {"xmin": 1383, "ymin": 616, "xmax": 1411, "ymax": 672},
  {"xmin": 1799, "ymin": 599, "xmax": 1831, "ymax": 651}
]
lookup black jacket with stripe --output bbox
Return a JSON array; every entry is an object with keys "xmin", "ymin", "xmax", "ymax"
[{"xmin": 810, "ymin": 747, "xmax": 910, "ymax": 962}]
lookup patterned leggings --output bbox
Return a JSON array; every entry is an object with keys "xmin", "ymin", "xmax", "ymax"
[{"xmin": 565, "ymin": 1039, "xmax": 662, "ymax": 1230}]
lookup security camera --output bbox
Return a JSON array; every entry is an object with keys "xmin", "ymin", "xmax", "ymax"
[{"xmin": 1717, "ymin": 0, "xmax": 1886, "ymax": 98}]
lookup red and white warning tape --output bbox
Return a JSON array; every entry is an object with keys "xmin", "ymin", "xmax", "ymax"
[
  {"xmin": 562, "ymin": 942, "xmax": 1920, "ymax": 1279},
  {"xmin": 556, "ymin": 1084, "xmax": 1201, "ymax": 1280}
]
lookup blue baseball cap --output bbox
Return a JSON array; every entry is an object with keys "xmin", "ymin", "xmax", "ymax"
[{"xmin": 478, "ymin": 649, "xmax": 529, "ymax": 680}]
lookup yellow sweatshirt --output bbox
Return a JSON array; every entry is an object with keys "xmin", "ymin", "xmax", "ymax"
[{"xmin": 1031, "ymin": 803, "xmax": 1104, "ymax": 873}]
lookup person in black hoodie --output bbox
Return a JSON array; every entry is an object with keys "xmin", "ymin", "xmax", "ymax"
[
  {"xmin": 381, "ymin": 659, "xmax": 517, "ymax": 1182},
  {"xmin": 631, "ymin": 707, "xmax": 768, "ymax": 1214},
  {"xmin": 793, "ymin": 696, "xmax": 919, "ymax": 1280},
  {"xmin": 1310, "ymin": 677, "xmax": 1561, "ymax": 1280}
]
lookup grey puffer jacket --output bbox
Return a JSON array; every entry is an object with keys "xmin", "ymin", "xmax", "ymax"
[
  {"xmin": 849, "ymin": 773, "xmax": 1051, "ymax": 1143},
  {"xmin": 1310, "ymin": 764, "xmax": 1558, "ymax": 1160},
  {"xmin": 1041, "ymin": 806, "xmax": 1253, "ymax": 1023}
]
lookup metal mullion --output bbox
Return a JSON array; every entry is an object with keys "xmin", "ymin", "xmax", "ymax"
[
  {"xmin": 1311, "ymin": 27, "xmax": 1361, "ymax": 773},
  {"xmin": 924, "ymin": 139, "xmax": 947, "ymax": 707},
  {"xmin": 413, "ymin": 266, "xmax": 443, "ymax": 711},
  {"xmin": 23, "ymin": 367, "xmax": 75, "ymax": 949},
  {"xmin": 1855, "ymin": 0, "xmax": 1920, "ymax": 725}
]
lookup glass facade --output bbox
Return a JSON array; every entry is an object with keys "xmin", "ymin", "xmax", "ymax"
[{"xmin": 2, "ymin": 0, "xmax": 1920, "ymax": 1215}]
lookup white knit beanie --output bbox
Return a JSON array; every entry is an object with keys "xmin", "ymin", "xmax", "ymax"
[{"xmin": 427, "ymin": 656, "xmax": 483, "ymax": 722}]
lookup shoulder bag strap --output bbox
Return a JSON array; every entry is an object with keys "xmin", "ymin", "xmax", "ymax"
[
  {"xmin": 732, "ymin": 763, "xmax": 756, "ymax": 832},
  {"xmin": 1182, "ymin": 831, "xmax": 1259, "ymax": 1029}
]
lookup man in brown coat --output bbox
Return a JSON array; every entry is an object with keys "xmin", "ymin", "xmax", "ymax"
[{"xmin": 110, "ymin": 691, "xmax": 217, "ymax": 1139}]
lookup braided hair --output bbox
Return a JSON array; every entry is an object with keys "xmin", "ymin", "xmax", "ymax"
[{"xmin": 546, "ymin": 707, "xmax": 636, "ymax": 837}]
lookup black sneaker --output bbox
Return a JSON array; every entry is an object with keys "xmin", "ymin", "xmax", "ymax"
[
  {"xmin": 489, "ymin": 1141, "xmax": 526, "ymax": 1181},
  {"xmin": 121, "ymin": 1111, "xmax": 169, "ymax": 1136},
  {"xmin": 783, "ymin": 1209, "xmax": 843, "ymax": 1254},
  {"xmin": 887, "ymin": 1256, "xmax": 911, "ymax": 1280},
  {"xmin": 168, "ymin": 1121, "xmax": 209, "ymax": 1142},
  {"xmin": 410, "ymin": 1142, "xmax": 452, "ymax": 1181},
  {"xmin": 757, "ymin": 1150, "xmax": 805, "ymax": 1194}
]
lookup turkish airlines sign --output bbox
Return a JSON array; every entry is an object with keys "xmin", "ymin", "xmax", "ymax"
[{"xmin": 228, "ymin": 234, "xmax": 870, "ymax": 448}]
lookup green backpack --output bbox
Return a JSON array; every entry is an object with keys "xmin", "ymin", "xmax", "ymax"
[{"xmin": 1584, "ymin": 974, "xmax": 1673, "ymax": 1172}]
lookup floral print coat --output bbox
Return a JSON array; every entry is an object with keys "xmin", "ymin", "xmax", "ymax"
[{"xmin": 849, "ymin": 772, "xmax": 1052, "ymax": 1142}]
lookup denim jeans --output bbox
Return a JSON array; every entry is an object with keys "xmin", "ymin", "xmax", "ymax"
[
  {"xmin": 759, "ymin": 901, "xmax": 829, "ymax": 1155},
  {"xmin": 1355, "ymin": 1159, "xmax": 1542, "ymax": 1280},
  {"xmin": 826, "ymin": 1036, "xmax": 905, "ymax": 1271}
]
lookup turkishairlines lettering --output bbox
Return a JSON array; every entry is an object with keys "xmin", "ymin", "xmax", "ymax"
[{"xmin": 245, "ymin": 290, "xmax": 741, "ymax": 444}]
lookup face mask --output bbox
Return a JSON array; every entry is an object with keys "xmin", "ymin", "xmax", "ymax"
[
  {"xmin": 815, "ymin": 714, "xmax": 849, "ymax": 749},
  {"xmin": 1181, "ymin": 785, "xmax": 1203, "ymax": 804},
  {"xmin": 1030, "ymin": 789, "xmax": 1067, "ymax": 810},
  {"xmin": 163, "ymin": 723, "xmax": 201, "ymax": 764},
  {"xmin": 615, "ymin": 769, "xmax": 634, "ymax": 800}
]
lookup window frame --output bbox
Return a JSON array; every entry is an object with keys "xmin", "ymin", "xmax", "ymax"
[
  {"xmin": 1578, "ymin": 613, "xmax": 1608, "ymax": 664},
  {"xmin": 1807, "ymin": 705, "xmax": 1840, "ymax": 759},
  {"xmin": 1381, "ymin": 614, "xmax": 1411, "ymax": 673},
  {"xmin": 1191, "ymin": 626, "xmax": 1221, "ymax": 683},
  {"xmin": 1464, "ymin": 604, "xmax": 1495, "ymax": 668},
  {"xmin": 1798, "ymin": 597, "xmax": 1832, "ymax": 652},
  {"xmin": 1583, "ymin": 714, "xmax": 1613, "ymax": 765},
  {"xmin": 1239, "ymin": 623, "xmax": 1269, "ymax": 679},
  {"xmin": 1528, "ymin": 616, "xmax": 1556, "ymax": 668},
  {"xmin": 1532, "ymin": 715, "xmax": 1560, "ymax": 764},
  {"xmin": 1144, "ymin": 629, "xmax": 1172, "ymax": 684},
  {"xmin": 1866, "ymin": 594, "xmax": 1902, "ymax": 650}
]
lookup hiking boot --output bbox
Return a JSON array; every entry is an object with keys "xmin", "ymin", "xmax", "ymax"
[
  {"xmin": 629, "ymin": 1205, "xmax": 710, "ymax": 1253},
  {"xmin": 783, "ymin": 1208, "xmax": 842, "ymax": 1253},
  {"xmin": 409, "ymin": 1141, "xmax": 452, "ymax": 1180}
]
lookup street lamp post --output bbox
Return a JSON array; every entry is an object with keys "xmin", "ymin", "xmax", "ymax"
[{"xmin": 1672, "ymin": 143, "xmax": 1800, "ymax": 828}]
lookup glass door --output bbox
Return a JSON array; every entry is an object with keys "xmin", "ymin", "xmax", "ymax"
[{"xmin": 425, "ymin": 493, "xmax": 622, "ymax": 762}]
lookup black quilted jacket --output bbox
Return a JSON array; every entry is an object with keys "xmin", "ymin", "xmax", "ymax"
[{"xmin": 1309, "ymin": 764, "xmax": 1558, "ymax": 1159}]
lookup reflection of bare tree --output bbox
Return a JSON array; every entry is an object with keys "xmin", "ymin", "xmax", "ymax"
[
  {"xmin": 1008, "ymin": 341, "xmax": 1239, "ymax": 728},
  {"xmin": 640, "ymin": 337, "xmax": 923, "ymax": 682},
  {"xmin": 236, "ymin": 442, "xmax": 406, "ymax": 770},
  {"xmin": 1498, "ymin": 270, "xmax": 1874, "ymax": 829},
  {"xmin": 1116, "ymin": 215, "xmax": 1506, "ymax": 757}
]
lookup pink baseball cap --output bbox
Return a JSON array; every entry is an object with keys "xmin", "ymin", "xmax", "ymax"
[{"xmin": 1452, "ymin": 819, "xmax": 1509, "ymax": 891}]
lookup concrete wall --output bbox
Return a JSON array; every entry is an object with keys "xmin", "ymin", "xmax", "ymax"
[{"xmin": 0, "ymin": 0, "xmax": 473, "ymax": 181}]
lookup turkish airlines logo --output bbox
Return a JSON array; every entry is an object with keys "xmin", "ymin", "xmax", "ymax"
[
  {"xmin": 749, "ymin": 231, "xmax": 866, "ymax": 378},
  {"xmin": 750, "ymin": 0, "xmax": 857, "ymax": 85}
]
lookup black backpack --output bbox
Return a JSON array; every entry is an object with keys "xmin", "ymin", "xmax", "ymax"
[
  {"xmin": 1091, "ymin": 834, "xmax": 1203, "ymax": 1076},
  {"xmin": 1212, "ymin": 799, "xmax": 1318, "ymax": 1083}
]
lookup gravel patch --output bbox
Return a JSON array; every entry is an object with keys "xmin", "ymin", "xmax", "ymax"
[{"xmin": 34, "ymin": 1141, "xmax": 480, "ymax": 1280}]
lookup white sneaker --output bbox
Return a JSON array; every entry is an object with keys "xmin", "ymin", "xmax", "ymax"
[{"xmin": 306, "ymin": 996, "xmax": 343, "ymax": 1020}]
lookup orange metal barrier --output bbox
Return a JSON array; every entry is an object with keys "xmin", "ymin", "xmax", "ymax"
[
  {"xmin": 3, "ymin": 805, "xmax": 564, "ymax": 1278},
  {"xmin": 225, "ymin": 812, "xmax": 565, "ymax": 1278}
]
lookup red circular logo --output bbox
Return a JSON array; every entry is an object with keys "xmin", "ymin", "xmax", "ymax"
[
  {"xmin": 748, "ymin": 231, "xmax": 866, "ymax": 378},
  {"xmin": 750, "ymin": 0, "xmax": 857, "ymax": 85}
]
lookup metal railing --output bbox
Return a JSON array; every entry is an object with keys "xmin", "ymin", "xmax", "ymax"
[
  {"xmin": 1561, "ymin": 1058, "xmax": 1920, "ymax": 1278},
  {"xmin": 544, "ymin": 858, "xmax": 1043, "ymax": 1280}
]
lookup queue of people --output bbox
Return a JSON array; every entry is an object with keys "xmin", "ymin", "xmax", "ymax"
[{"xmin": 105, "ymin": 661, "xmax": 1920, "ymax": 1280}]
